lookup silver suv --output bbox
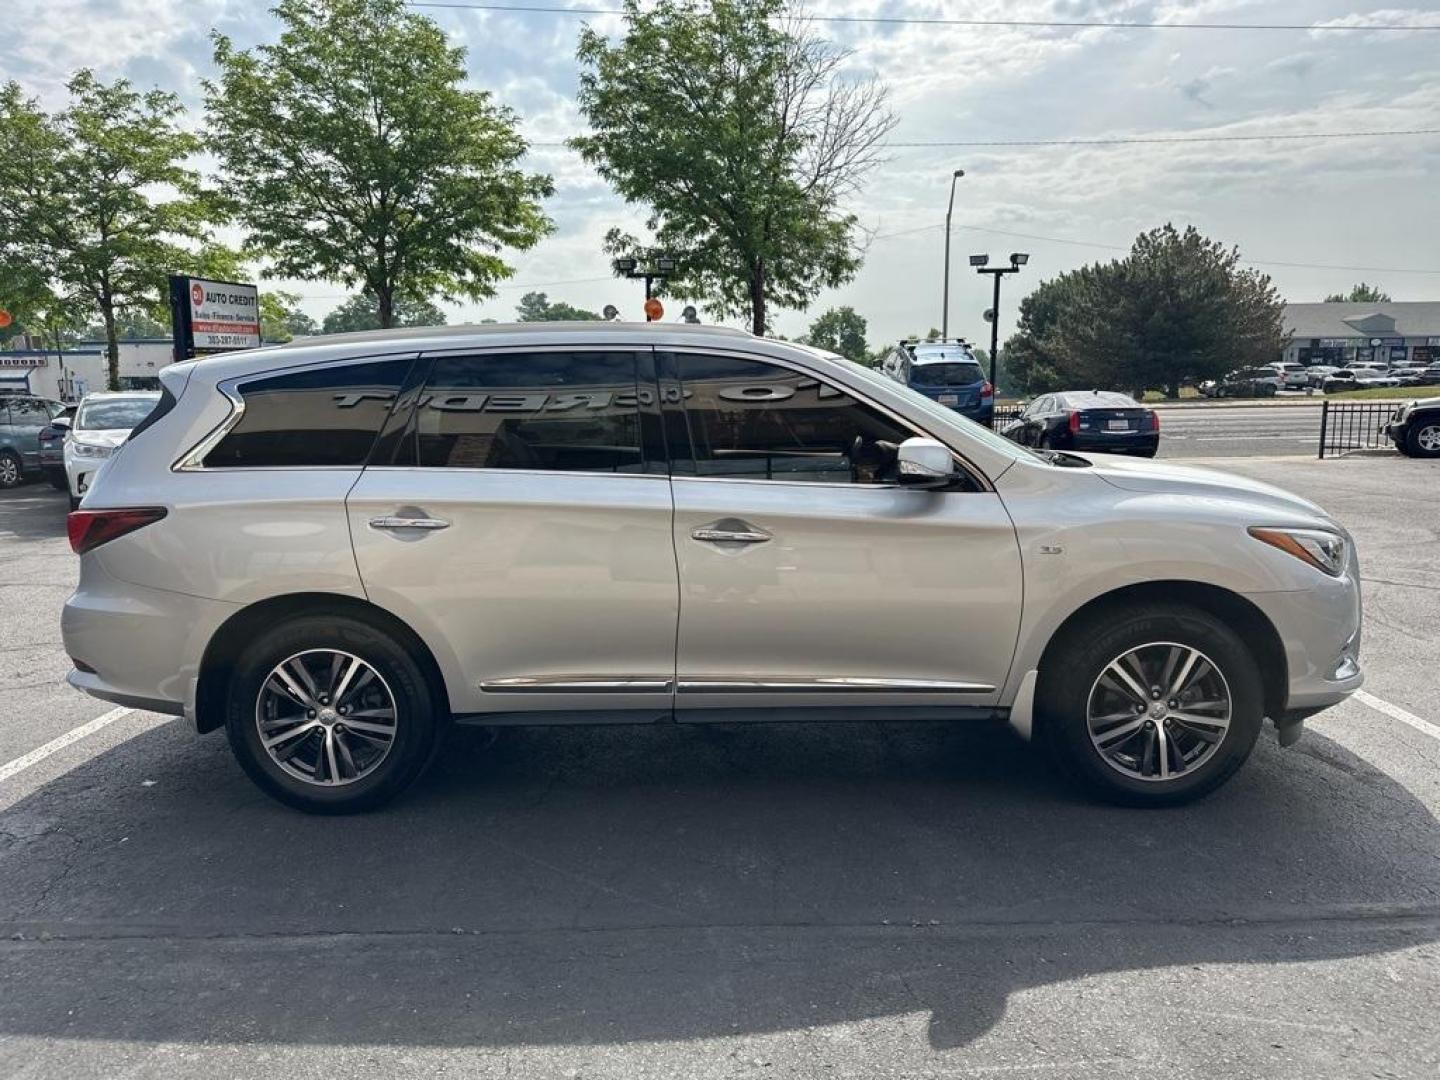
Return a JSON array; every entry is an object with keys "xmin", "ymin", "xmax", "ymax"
[{"xmin": 62, "ymin": 324, "xmax": 1363, "ymax": 813}]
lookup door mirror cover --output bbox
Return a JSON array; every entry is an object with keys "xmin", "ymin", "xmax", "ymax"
[{"xmin": 896, "ymin": 437, "xmax": 956, "ymax": 483}]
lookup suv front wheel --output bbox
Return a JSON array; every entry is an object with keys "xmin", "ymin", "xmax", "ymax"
[
  {"xmin": 224, "ymin": 614, "xmax": 441, "ymax": 813},
  {"xmin": 1037, "ymin": 605, "xmax": 1263, "ymax": 806}
]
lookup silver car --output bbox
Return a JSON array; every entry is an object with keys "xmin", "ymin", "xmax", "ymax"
[{"xmin": 61, "ymin": 324, "xmax": 1364, "ymax": 813}]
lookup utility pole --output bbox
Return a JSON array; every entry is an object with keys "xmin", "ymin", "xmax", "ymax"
[
  {"xmin": 971, "ymin": 252, "xmax": 1030, "ymax": 391},
  {"xmin": 941, "ymin": 169, "xmax": 964, "ymax": 339}
]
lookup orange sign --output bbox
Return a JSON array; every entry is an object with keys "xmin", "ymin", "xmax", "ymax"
[
  {"xmin": 643, "ymin": 297, "xmax": 664, "ymax": 321},
  {"xmin": 0, "ymin": 310, "xmax": 12, "ymax": 329}
]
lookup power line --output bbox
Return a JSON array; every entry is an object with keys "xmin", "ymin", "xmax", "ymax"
[
  {"xmin": 870, "ymin": 221, "xmax": 1440, "ymax": 275},
  {"xmin": 407, "ymin": 3, "xmax": 1440, "ymax": 32},
  {"xmin": 527, "ymin": 127, "xmax": 1440, "ymax": 149}
]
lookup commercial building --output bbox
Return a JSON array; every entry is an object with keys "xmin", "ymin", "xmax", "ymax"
[
  {"xmin": 1283, "ymin": 302, "xmax": 1440, "ymax": 368},
  {"xmin": 0, "ymin": 338, "xmax": 178, "ymax": 401}
]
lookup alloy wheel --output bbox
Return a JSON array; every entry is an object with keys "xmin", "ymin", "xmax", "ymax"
[
  {"xmin": 0, "ymin": 456, "xmax": 18, "ymax": 486},
  {"xmin": 1086, "ymin": 642, "xmax": 1232, "ymax": 782},
  {"xmin": 1417, "ymin": 423, "xmax": 1440, "ymax": 453},
  {"xmin": 255, "ymin": 649, "xmax": 398, "ymax": 787}
]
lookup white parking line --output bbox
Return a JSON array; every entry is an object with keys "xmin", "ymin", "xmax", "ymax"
[
  {"xmin": 0, "ymin": 707, "xmax": 132, "ymax": 784},
  {"xmin": 1354, "ymin": 689, "xmax": 1440, "ymax": 742}
]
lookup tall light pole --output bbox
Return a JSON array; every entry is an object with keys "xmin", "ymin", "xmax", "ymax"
[
  {"xmin": 941, "ymin": 169, "xmax": 964, "ymax": 340},
  {"xmin": 613, "ymin": 254, "xmax": 678, "ymax": 320},
  {"xmin": 971, "ymin": 252, "xmax": 1029, "ymax": 392}
]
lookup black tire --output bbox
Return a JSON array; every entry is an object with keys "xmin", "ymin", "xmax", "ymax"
[
  {"xmin": 0, "ymin": 451, "xmax": 22, "ymax": 490},
  {"xmin": 1405, "ymin": 417, "xmax": 1440, "ymax": 459},
  {"xmin": 224, "ymin": 614, "xmax": 441, "ymax": 813},
  {"xmin": 46, "ymin": 468, "xmax": 68, "ymax": 490},
  {"xmin": 68, "ymin": 495, "xmax": 81, "ymax": 511},
  {"xmin": 1036, "ymin": 604, "xmax": 1263, "ymax": 807}
]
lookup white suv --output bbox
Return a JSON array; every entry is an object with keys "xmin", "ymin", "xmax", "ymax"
[{"xmin": 62, "ymin": 324, "xmax": 1363, "ymax": 812}]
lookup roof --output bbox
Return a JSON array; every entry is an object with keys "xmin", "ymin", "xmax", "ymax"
[
  {"xmin": 277, "ymin": 320, "xmax": 753, "ymax": 349},
  {"xmin": 1284, "ymin": 302, "xmax": 1440, "ymax": 340},
  {"xmin": 80, "ymin": 390, "xmax": 161, "ymax": 400}
]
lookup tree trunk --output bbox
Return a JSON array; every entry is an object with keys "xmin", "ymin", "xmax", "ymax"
[
  {"xmin": 1166, "ymin": 381, "xmax": 1180, "ymax": 400},
  {"xmin": 749, "ymin": 259, "xmax": 766, "ymax": 337},
  {"xmin": 100, "ymin": 296, "xmax": 120, "ymax": 391},
  {"xmin": 377, "ymin": 285, "xmax": 395, "ymax": 329}
]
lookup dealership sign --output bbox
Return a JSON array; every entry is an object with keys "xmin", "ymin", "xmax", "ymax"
[{"xmin": 168, "ymin": 275, "xmax": 261, "ymax": 361}]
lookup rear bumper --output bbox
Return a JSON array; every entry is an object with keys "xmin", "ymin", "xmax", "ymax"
[
  {"xmin": 1065, "ymin": 433, "xmax": 1159, "ymax": 454},
  {"xmin": 62, "ymin": 560, "xmax": 238, "ymax": 722}
]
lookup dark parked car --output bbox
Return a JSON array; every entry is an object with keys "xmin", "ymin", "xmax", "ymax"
[
  {"xmin": 1001, "ymin": 390, "xmax": 1159, "ymax": 457},
  {"xmin": 38, "ymin": 404, "xmax": 76, "ymax": 490},
  {"xmin": 0, "ymin": 394, "xmax": 65, "ymax": 489},
  {"xmin": 1204, "ymin": 368, "xmax": 1281, "ymax": 398},
  {"xmin": 1386, "ymin": 397, "xmax": 1440, "ymax": 458}
]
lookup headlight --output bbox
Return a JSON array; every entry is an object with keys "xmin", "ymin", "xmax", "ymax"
[
  {"xmin": 71, "ymin": 441, "xmax": 113, "ymax": 459},
  {"xmin": 1248, "ymin": 526, "xmax": 1348, "ymax": 577}
]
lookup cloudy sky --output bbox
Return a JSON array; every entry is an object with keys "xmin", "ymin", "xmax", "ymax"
[{"xmin": 4, "ymin": 0, "xmax": 1439, "ymax": 346}]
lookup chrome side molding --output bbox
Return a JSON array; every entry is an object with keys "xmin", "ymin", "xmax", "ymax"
[
  {"xmin": 675, "ymin": 677, "xmax": 995, "ymax": 694},
  {"xmin": 481, "ymin": 677, "xmax": 674, "ymax": 693}
]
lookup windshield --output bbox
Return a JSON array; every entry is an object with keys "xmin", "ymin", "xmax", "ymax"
[
  {"xmin": 76, "ymin": 396, "xmax": 159, "ymax": 431},
  {"xmin": 909, "ymin": 361, "xmax": 984, "ymax": 387}
]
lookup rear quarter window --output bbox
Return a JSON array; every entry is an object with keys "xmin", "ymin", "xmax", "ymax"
[{"xmin": 204, "ymin": 358, "xmax": 413, "ymax": 468}]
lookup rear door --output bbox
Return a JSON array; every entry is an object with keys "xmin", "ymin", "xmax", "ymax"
[
  {"xmin": 346, "ymin": 346, "xmax": 680, "ymax": 718},
  {"xmin": 662, "ymin": 349, "xmax": 1022, "ymax": 716}
]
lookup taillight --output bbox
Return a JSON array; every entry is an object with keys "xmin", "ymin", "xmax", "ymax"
[
  {"xmin": 1068, "ymin": 410, "xmax": 1081, "ymax": 434},
  {"xmin": 67, "ymin": 508, "xmax": 167, "ymax": 555},
  {"xmin": 1148, "ymin": 410, "xmax": 1160, "ymax": 432},
  {"xmin": 980, "ymin": 380, "xmax": 994, "ymax": 399}
]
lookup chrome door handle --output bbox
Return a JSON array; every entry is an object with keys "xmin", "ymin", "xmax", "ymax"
[
  {"xmin": 369, "ymin": 516, "xmax": 450, "ymax": 531},
  {"xmin": 691, "ymin": 519, "xmax": 771, "ymax": 544}
]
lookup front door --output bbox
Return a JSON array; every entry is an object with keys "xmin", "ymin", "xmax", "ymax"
[
  {"xmin": 661, "ymin": 350, "xmax": 1023, "ymax": 716},
  {"xmin": 347, "ymin": 347, "xmax": 679, "ymax": 718}
]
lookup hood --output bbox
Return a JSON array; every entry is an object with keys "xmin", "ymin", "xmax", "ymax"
[
  {"xmin": 1083, "ymin": 454, "xmax": 1327, "ymax": 520},
  {"xmin": 70, "ymin": 428, "xmax": 132, "ymax": 449}
]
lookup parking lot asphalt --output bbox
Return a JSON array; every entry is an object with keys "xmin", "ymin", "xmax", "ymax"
[
  {"xmin": 1156, "ymin": 402, "xmax": 1325, "ymax": 458},
  {"xmin": 2, "ymin": 452, "xmax": 1439, "ymax": 1079}
]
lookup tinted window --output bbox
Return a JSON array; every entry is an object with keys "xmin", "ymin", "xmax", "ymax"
[
  {"xmin": 1059, "ymin": 392, "xmax": 1139, "ymax": 409},
  {"xmin": 672, "ymin": 353, "xmax": 916, "ymax": 484},
  {"xmin": 205, "ymin": 359, "xmax": 411, "ymax": 468},
  {"xmin": 909, "ymin": 362, "xmax": 984, "ymax": 387},
  {"xmin": 6, "ymin": 398, "xmax": 52, "ymax": 426},
  {"xmin": 409, "ymin": 351, "xmax": 648, "ymax": 473}
]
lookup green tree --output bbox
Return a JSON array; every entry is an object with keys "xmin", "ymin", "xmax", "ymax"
[
  {"xmin": 1324, "ymin": 282, "xmax": 1391, "ymax": 303},
  {"xmin": 573, "ymin": 0, "xmax": 894, "ymax": 335},
  {"xmin": 321, "ymin": 292, "xmax": 446, "ymax": 334},
  {"xmin": 0, "ymin": 73, "xmax": 216, "ymax": 388},
  {"xmin": 515, "ymin": 291, "xmax": 600, "ymax": 322},
  {"xmin": 803, "ymin": 306, "xmax": 869, "ymax": 363},
  {"xmin": 206, "ymin": 0, "xmax": 553, "ymax": 330},
  {"xmin": 1002, "ymin": 225, "xmax": 1285, "ymax": 399},
  {"xmin": 259, "ymin": 291, "xmax": 319, "ymax": 342},
  {"xmin": 83, "ymin": 311, "xmax": 169, "ymax": 340}
]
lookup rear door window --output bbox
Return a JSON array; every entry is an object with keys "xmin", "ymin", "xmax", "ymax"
[
  {"xmin": 403, "ymin": 350, "xmax": 656, "ymax": 474},
  {"xmin": 204, "ymin": 357, "xmax": 413, "ymax": 468}
]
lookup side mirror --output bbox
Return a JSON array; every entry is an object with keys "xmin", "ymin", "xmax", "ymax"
[
  {"xmin": 50, "ymin": 417, "xmax": 71, "ymax": 431},
  {"xmin": 896, "ymin": 437, "xmax": 960, "ymax": 487}
]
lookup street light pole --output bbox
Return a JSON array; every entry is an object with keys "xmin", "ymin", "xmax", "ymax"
[
  {"xmin": 941, "ymin": 169, "xmax": 964, "ymax": 340},
  {"xmin": 614, "ymin": 254, "xmax": 678, "ymax": 321},
  {"xmin": 972, "ymin": 252, "xmax": 1030, "ymax": 391}
]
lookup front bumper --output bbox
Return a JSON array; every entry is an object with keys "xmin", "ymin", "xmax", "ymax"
[{"xmin": 1246, "ymin": 574, "xmax": 1363, "ymax": 716}]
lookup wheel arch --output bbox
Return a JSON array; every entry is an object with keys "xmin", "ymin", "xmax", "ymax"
[
  {"xmin": 195, "ymin": 592, "xmax": 451, "ymax": 734},
  {"xmin": 1034, "ymin": 580, "xmax": 1288, "ymax": 724}
]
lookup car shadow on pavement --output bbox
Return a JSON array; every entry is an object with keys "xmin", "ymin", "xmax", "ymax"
[
  {"xmin": 1, "ymin": 716, "xmax": 1437, "ymax": 1052},
  {"xmin": 0, "ymin": 484, "xmax": 68, "ymax": 542}
]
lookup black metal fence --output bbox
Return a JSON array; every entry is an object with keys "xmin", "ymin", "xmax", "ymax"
[
  {"xmin": 1318, "ymin": 400, "xmax": 1399, "ymax": 459},
  {"xmin": 991, "ymin": 404, "xmax": 1024, "ymax": 430}
]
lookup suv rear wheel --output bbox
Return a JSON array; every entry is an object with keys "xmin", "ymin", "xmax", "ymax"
[
  {"xmin": 1405, "ymin": 416, "xmax": 1440, "ymax": 459},
  {"xmin": 224, "ymin": 614, "xmax": 440, "ymax": 813},
  {"xmin": 1037, "ymin": 605, "xmax": 1263, "ymax": 806},
  {"xmin": 0, "ymin": 451, "xmax": 22, "ymax": 489}
]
